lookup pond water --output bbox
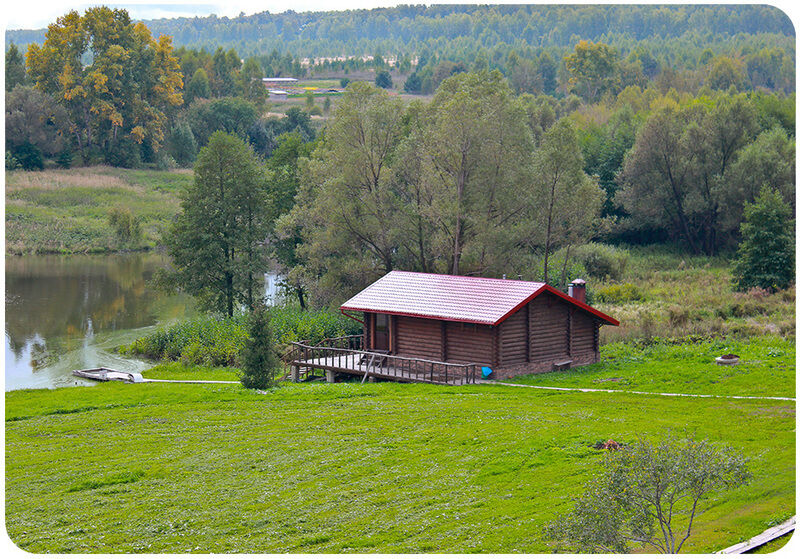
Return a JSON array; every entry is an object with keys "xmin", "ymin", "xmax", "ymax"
[{"xmin": 4, "ymin": 253, "xmax": 278, "ymax": 391}]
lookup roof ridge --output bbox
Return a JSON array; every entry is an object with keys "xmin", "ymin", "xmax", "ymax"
[{"xmin": 385, "ymin": 269, "xmax": 545, "ymax": 285}]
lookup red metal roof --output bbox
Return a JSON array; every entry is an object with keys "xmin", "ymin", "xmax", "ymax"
[{"xmin": 340, "ymin": 271, "xmax": 618, "ymax": 326}]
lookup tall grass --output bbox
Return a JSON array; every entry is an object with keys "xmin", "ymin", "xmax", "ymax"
[
  {"xmin": 589, "ymin": 246, "xmax": 795, "ymax": 344},
  {"xmin": 120, "ymin": 305, "xmax": 361, "ymax": 367},
  {"xmin": 5, "ymin": 166, "xmax": 191, "ymax": 254}
]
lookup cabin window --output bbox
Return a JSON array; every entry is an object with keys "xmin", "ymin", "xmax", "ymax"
[{"xmin": 374, "ymin": 313, "xmax": 389, "ymax": 350}]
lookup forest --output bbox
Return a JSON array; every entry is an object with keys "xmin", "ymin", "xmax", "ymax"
[{"xmin": 5, "ymin": 4, "xmax": 796, "ymax": 307}]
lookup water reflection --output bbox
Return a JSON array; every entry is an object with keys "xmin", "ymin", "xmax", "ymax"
[{"xmin": 5, "ymin": 253, "xmax": 195, "ymax": 391}]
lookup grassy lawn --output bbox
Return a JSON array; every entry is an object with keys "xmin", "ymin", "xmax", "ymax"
[
  {"xmin": 5, "ymin": 377, "xmax": 794, "ymax": 553},
  {"xmin": 506, "ymin": 336, "xmax": 795, "ymax": 398},
  {"xmin": 5, "ymin": 166, "xmax": 191, "ymax": 254},
  {"xmin": 142, "ymin": 363, "xmax": 241, "ymax": 382}
]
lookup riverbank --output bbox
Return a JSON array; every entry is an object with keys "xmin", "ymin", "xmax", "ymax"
[
  {"xmin": 5, "ymin": 253, "xmax": 197, "ymax": 390},
  {"xmin": 5, "ymin": 167, "xmax": 191, "ymax": 254},
  {"xmin": 5, "ymin": 377, "xmax": 794, "ymax": 553}
]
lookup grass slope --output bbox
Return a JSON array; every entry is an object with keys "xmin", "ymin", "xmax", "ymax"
[
  {"xmin": 5, "ymin": 167, "xmax": 191, "ymax": 254},
  {"xmin": 6, "ymin": 380, "xmax": 794, "ymax": 553},
  {"xmin": 507, "ymin": 336, "xmax": 795, "ymax": 398}
]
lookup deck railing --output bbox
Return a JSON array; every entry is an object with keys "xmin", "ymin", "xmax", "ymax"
[
  {"xmin": 299, "ymin": 334, "xmax": 364, "ymax": 351},
  {"xmin": 289, "ymin": 342, "xmax": 479, "ymax": 385}
]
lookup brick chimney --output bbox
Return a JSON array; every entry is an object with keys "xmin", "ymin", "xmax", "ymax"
[{"xmin": 568, "ymin": 278, "xmax": 586, "ymax": 304}]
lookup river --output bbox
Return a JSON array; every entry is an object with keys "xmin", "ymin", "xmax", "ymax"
[{"xmin": 4, "ymin": 253, "xmax": 278, "ymax": 391}]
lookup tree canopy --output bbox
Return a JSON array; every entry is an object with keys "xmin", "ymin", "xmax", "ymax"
[
  {"xmin": 167, "ymin": 131, "xmax": 270, "ymax": 316},
  {"xmin": 25, "ymin": 7, "xmax": 183, "ymax": 163}
]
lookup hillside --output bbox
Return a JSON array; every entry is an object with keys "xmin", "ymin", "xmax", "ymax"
[
  {"xmin": 6, "ymin": 379, "xmax": 795, "ymax": 553},
  {"xmin": 5, "ymin": 167, "xmax": 190, "ymax": 254},
  {"xmin": 7, "ymin": 5, "xmax": 794, "ymax": 80}
]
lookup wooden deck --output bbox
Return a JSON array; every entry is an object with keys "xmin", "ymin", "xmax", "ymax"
[{"xmin": 289, "ymin": 340, "xmax": 479, "ymax": 386}]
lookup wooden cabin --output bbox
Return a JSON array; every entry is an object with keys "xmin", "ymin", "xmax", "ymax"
[{"xmin": 340, "ymin": 271, "xmax": 618, "ymax": 377}]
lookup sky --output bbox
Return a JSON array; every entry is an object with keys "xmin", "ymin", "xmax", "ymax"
[
  {"xmin": 4, "ymin": 1, "xmax": 404, "ymax": 30},
  {"xmin": 3, "ymin": 1, "xmax": 798, "ymax": 32}
]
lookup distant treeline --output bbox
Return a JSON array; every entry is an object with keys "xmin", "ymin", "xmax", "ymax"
[
  {"xmin": 8, "ymin": 5, "xmax": 793, "ymax": 52},
  {"xmin": 7, "ymin": 6, "xmax": 795, "ymax": 89}
]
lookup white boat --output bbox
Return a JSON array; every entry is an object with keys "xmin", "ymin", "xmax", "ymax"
[{"xmin": 72, "ymin": 368, "xmax": 144, "ymax": 383}]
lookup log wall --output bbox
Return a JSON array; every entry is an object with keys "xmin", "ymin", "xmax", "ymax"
[
  {"xmin": 369, "ymin": 291, "xmax": 604, "ymax": 374},
  {"xmin": 395, "ymin": 316, "xmax": 444, "ymax": 361},
  {"xmin": 571, "ymin": 310, "xmax": 596, "ymax": 359},
  {"xmin": 445, "ymin": 322, "xmax": 494, "ymax": 365},
  {"xmin": 528, "ymin": 292, "xmax": 570, "ymax": 362},
  {"xmin": 499, "ymin": 307, "xmax": 528, "ymax": 366}
]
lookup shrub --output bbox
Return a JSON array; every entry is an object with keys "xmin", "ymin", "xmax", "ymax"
[
  {"xmin": 594, "ymin": 283, "xmax": 644, "ymax": 303},
  {"xmin": 104, "ymin": 136, "xmax": 142, "ymax": 168},
  {"xmin": 108, "ymin": 207, "xmax": 142, "ymax": 244},
  {"xmin": 375, "ymin": 70, "xmax": 393, "ymax": 89},
  {"xmin": 574, "ymin": 243, "xmax": 630, "ymax": 280},
  {"xmin": 545, "ymin": 434, "xmax": 750, "ymax": 553},
  {"xmin": 166, "ymin": 120, "xmax": 198, "ymax": 167},
  {"xmin": 308, "ymin": 106, "xmax": 323, "ymax": 116},
  {"xmin": 55, "ymin": 149, "xmax": 73, "ymax": 169},
  {"xmin": 121, "ymin": 305, "xmax": 360, "ymax": 367},
  {"xmin": 540, "ymin": 247, "xmax": 587, "ymax": 291},
  {"xmin": 239, "ymin": 304, "xmax": 280, "ymax": 389},
  {"xmin": 339, "ymin": 77, "xmax": 350, "ymax": 88},
  {"xmin": 12, "ymin": 142, "xmax": 44, "ymax": 170},
  {"xmin": 6, "ymin": 151, "xmax": 21, "ymax": 170},
  {"xmin": 732, "ymin": 187, "xmax": 794, "ymax": 292}
]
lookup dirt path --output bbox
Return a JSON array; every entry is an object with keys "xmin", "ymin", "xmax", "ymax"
[{"xmin": 480, "ymin": 381, "xmax": 796, "ymax": 402}]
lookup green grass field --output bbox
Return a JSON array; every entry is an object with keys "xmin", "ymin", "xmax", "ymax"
[
  {"xmin": 5, "ymin": 367, "xmax": 795, "ymax": 553},
  {"xmin": 5, "ymin": 167, "xmax": 191, "ymax": 254},
  {"xmin": 506, "ymin": 336, "xmax": 795, "ymax": 398}
]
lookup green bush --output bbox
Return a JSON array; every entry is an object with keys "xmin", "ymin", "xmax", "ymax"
[
  {"xmin": 239, "ymin": 304, "xmax": 280, "ymax": 389},
  {"xmin": 574, "ymin": 243, "xmax": 630, "ymax": 280},
  {"xmin": 120, "ymin": 304, "xmax": 360, "ymax": 366},
  {"xmin": 108, "ymin": 207, "xmax": 142, "ymax": 244},
  {"xmin": 12, "ymin": 142, "xmax": 44, "ymax": 170},
  {"xmin": 56, "ymin": 149, "xmax": 73, "ymax": 169},
  {"xmin": 595, "ymin": 282, "xmax": 645, "ymax": 303},
  {"xmin": 375, "ymin": 70, "xmax": 393, "ymax": 89},
  {"xmin": 6, "ymin": 151, "xmax": 21, "ymax": 170},
  {"xmin": 541, "ymin": 248, "xmax": 587, "ymax": 290},
  {"xmin": 732, "ymin": 187, "xmax": 795, "ymax": 292}
]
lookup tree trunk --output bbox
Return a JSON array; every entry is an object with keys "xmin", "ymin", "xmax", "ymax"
[
  {"xmin": 559, "ymin": 243, "xmax": 572, "ymax": 290},
  {"xmin": 543, "ymin": 174, "xmax": 559, "ymax": 285},
  {"xmin": 452, "ymin": 160, "xmax": 467, "ymax": 275},
  {"xmin": 226, "ymin": 271, "xmax": 234, "ymax": 318}
]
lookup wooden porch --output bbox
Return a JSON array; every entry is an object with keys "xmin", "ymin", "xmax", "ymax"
[{"xmin": 287, "ymin": 336, "xmax": 480, "ymax": 386}]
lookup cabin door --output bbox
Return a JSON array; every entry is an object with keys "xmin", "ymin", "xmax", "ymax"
[{"xmin": 374, "ymin": 313, "xmax": 390, "ymax": 351}]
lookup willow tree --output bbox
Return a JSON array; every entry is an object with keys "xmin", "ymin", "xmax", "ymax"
[
  {"xmin": 286, "ymin": 81, "xmax": 407, "ymax": 304},
  {"xmin": 525, "ymin": 118, "xmax": 603, "ymax": 286},
  {"xmin": 618, "ymin": 96, "xmax": 759, "ymax": 254},
  {"xmin": 26, "ymin": 7, "xmax": 183, "ymax": 161},
  {"xmin": 413, "ymin": 70, "xmax": 534, "ymax": 276},
  {"xmin": 167, "ymin": 131, "xmax": 270, "ymax": 316}
]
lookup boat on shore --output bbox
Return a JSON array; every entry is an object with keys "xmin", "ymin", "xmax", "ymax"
[{"xmin": 72, "ymin": 368, "xmax": 144, "ymax": 383}]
